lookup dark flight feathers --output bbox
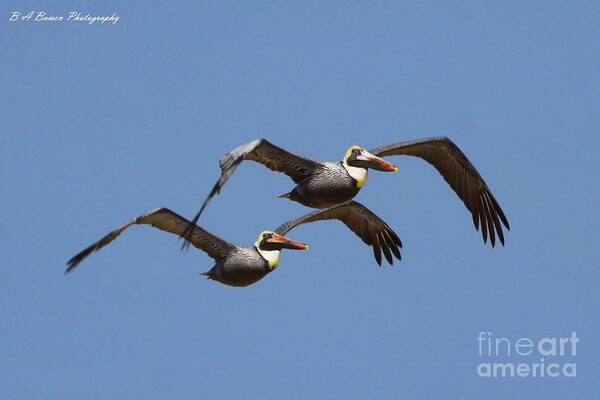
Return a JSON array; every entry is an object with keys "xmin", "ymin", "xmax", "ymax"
[
  {"xmin": 369, "ymin": 136, "xmax": 510, "ymax": 247},
  {"xmin": 276, "ymin": 200, "xmax": 402, "ymax": 265},
  {"xmin": 66, "ymin": 208, "xmax": 234, "ymax": 273}
]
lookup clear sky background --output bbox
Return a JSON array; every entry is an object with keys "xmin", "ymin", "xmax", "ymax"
[{"xmin": 2, "ymin": 1, "xmax": 599, "ymax": 399}]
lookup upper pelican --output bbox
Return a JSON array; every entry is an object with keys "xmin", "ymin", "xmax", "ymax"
[
  {"xmin": 182, "ymin": 137, "xmax": 509, "ymax": 248},
  {"xmin": 66, "ymin": 201, "xmax": 401, "ymax": 287}
]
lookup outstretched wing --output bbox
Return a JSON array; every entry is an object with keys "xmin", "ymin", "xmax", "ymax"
[
  {"xmin": 369, "ymin": 137, "xmax": 509, "ymax": 247},
  {"xmin": 182, "ymin": 138, "xmax": 321, "ymax": 248},
  {"xmin": 66, "ymin": 208, "xmax": 235, "ymax": 273},
  {"xmin": 275, "ymin": 201, "xmax": 402, "ymax": 266}
]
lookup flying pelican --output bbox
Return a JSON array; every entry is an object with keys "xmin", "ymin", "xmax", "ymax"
[
  {"xmin": 182, "ymin": 137, "xmax": 509, "ymax": 248},
  {"xmin": 66, "ymin": 201, "xmax": 401, "ymax": 287}
]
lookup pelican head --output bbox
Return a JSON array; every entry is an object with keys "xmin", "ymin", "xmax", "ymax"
[
  {"xmin": 343, "ymin": 146, "xmax": 398, "ymax": 172},
  {"xmin": 255, "ymin": 231, "xmax": 309, "ymax": 251}
]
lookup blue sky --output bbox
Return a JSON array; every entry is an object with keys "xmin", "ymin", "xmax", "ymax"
[{"xmin": 2, "ymin": 1, "xmax": 599, "ymax": 398}]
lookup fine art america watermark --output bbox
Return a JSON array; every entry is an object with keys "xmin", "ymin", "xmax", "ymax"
[
  {"xmin": 9, "ymin": 11, "xmax": 119, "ymax": 25},
  {"xmin": 476, "ymin": 331, "xmax": 578, "ymax": 378}
]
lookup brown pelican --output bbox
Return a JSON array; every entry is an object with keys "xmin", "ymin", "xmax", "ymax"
[
  {"xmin": 66, "ymin": 201, "xmax": 401, "ymax": 287},
  {"xmin": 182, "ymin": 137, "xmax": 509, "ymax": 248}
]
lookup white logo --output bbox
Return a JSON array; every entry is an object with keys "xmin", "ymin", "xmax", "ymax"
[
  {"xmin": 476, "ymin": 331, "xmax": 578, "ymax": 378},
  {"xmin": 9, "ymin": 11, "xmax": 120, "ymax": 24}
]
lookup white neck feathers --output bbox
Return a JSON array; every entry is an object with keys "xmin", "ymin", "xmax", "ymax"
[
  {"xmin": 342, "ymin": 161, "xmax": 369, "ymax": 188},
  {"xmin": 255, "ymin": 243, "xmax": 281, "ymax": 269}
]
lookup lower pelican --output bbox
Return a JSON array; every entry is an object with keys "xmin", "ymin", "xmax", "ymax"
[{"xmin": 66, "ymin": 201, "xmax": 401, "ymax": 287}]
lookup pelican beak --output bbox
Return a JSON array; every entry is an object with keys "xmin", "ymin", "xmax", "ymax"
[
  {"xmin": 356, "ymin": 150, "xmax": 398, "ymax": 172},
  {"xmin": 267, "ymin": 233, "xmax": 309, "ymax": 250}
]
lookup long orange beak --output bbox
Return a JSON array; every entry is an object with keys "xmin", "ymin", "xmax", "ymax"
[
  {"xmin": 357, "ymin": 150, "xmax": 398, "ymax": 172},
  {"xmin": 267, "ymin": 233, "xmax": 309, "ymax": 250}
]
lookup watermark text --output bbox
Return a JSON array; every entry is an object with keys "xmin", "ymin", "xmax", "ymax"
[
  {"xmin": 9, "ymin": 11, "xmax": 120, "ymax": 24},
  {"xmin": 476, "ymin": 331, "xmax": 578, "ymax": 378}
]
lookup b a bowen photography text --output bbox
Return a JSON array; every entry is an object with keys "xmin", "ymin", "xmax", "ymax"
[{"xmin": 9, "ymin": 11, "xmax": 119, "ymax": 24}]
